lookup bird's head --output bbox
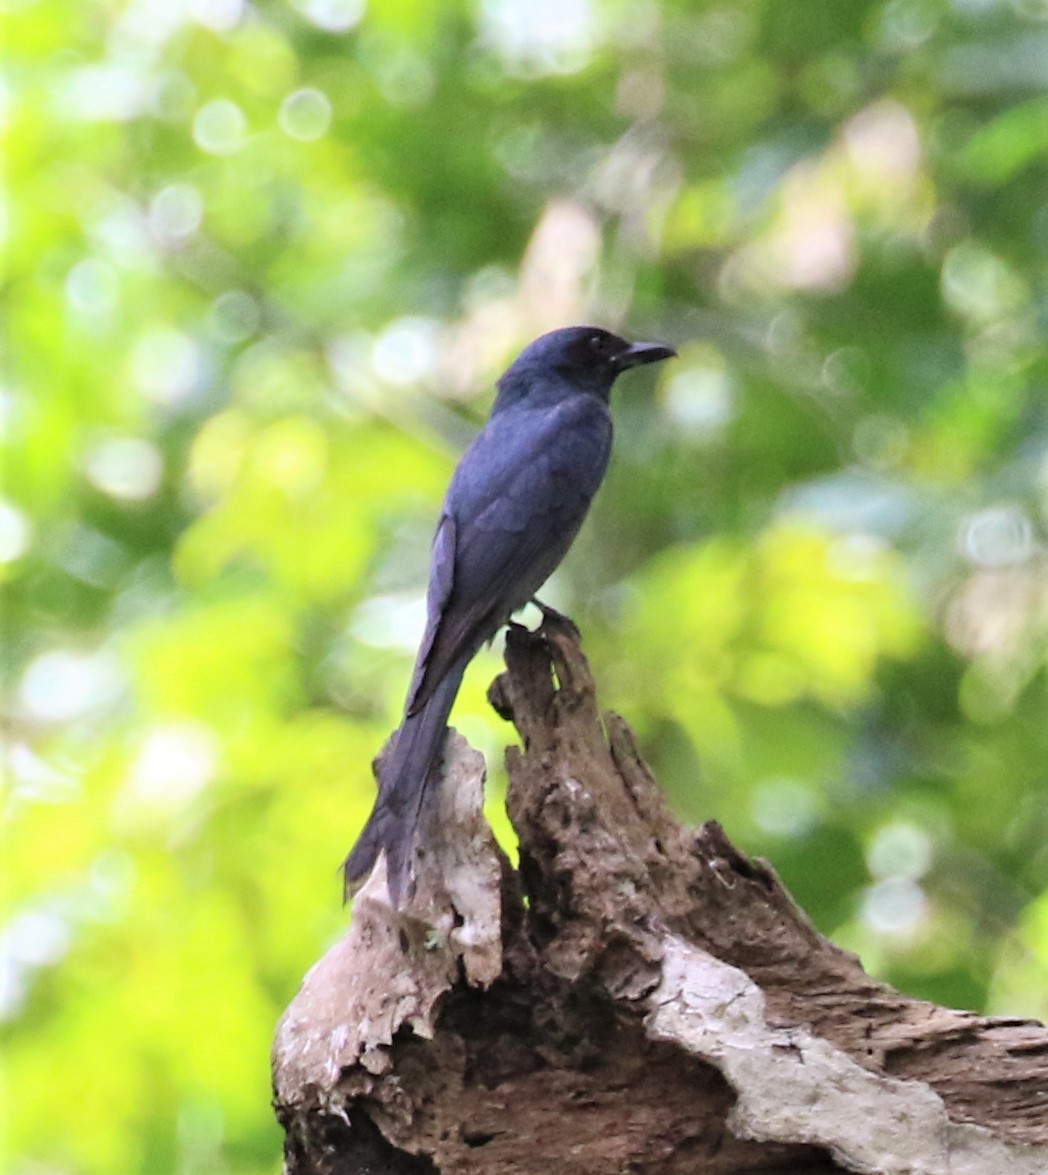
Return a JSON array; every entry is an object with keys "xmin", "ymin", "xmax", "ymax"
[{"xmin": 496, "ymin": 326, "xmax": 676, "ymax": 407}]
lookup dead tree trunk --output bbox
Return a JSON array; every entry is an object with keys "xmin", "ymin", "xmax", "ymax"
[{"xmin": 273, "ymin": 617, "xmax": 1048, "ymax": 1174}]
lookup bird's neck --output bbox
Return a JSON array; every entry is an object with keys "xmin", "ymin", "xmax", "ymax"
[{"xmin": 492, "ymin": 369, "xmax": 609, "ymax": 415}]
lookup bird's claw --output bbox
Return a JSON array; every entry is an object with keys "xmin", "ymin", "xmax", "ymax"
[{"xmin": 530, "ymin": 597, "xmax": 582, "ymax": 642}]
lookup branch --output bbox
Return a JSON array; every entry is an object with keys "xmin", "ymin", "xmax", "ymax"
[{"xmin": 273, "ymin": 617, "xmax": 1048, "ymax": 1174}]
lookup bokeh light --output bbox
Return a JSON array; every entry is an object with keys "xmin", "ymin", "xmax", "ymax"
[{"xmin": 6, "ymin": 0, "xmax": 1048, "ymax": 1170}]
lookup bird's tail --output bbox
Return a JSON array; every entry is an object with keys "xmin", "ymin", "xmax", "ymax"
[{"xmin": 342, "ymin": 666, "xmax": 465, "ymax": 907}]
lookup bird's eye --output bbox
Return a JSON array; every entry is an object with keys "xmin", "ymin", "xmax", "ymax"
[{"xmin": 589, "ymin": 333, "xmax": 610, "ymax": 354}]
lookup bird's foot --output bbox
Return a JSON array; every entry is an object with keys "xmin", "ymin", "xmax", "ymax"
[{"xmin": 530, "ymin": 597, "xmax": 582, "ymax": 642}]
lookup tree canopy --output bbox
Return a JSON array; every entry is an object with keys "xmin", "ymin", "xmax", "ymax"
[{"xmin": 5, "ymin": 0, "xmax": 1048, "ymax": 1171}]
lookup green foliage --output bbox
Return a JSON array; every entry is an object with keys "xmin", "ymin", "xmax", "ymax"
[{"xmin": 5, "ymin": 0, "xmax": 1048, "ymax": 1170}]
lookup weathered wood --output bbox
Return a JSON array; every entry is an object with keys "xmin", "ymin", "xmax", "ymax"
[{"xmin": 273, "ymin": 616, "xmax": 1048, "ymax": 1174}]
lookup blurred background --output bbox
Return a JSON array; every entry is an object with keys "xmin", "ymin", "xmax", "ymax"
[{"xmin": 5, "ymin": 0, "xmax": 1048, "ymax": 1170}]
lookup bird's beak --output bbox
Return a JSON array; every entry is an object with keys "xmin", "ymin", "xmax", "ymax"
[{"xmin": 614, "ymin": 340, "xmax": 677, "ymax": 371}]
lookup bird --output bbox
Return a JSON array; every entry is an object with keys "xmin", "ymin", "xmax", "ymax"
[{"xmin": 343, "ymin": 325, "xmax": 676, "ymax": 906}]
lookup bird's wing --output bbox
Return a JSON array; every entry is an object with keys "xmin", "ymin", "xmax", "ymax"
[
  {"xmin": 406, "ymin": 394, "xmax": 612, "ymax": 715},
  {"xmin": 403, "ymin": 510, "xmax": 456, "ymax": 715}
]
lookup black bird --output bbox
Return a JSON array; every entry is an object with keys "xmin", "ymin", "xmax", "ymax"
[{"xmin": 343, "ymin": 326, "xmax": 676, "ymax": 905}]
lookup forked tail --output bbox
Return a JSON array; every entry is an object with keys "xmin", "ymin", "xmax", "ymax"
[{"xmin": 342, "ymin": 667, "xmax": 465, "ymax": 906}]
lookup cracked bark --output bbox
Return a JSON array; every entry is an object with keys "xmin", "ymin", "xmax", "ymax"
[{"xmin": 273, "ymin": 616, "xmax": 1048, "ymax": 1175}]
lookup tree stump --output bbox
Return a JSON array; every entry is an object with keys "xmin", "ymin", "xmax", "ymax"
[{"xmin": 273, "ymin": 616, "xmax": 1048, "ymax": 1174}]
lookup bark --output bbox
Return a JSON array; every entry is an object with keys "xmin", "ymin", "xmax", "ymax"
[{"xmin": 273, "ymin": 616, "xmax": 1048, "ymax": 1175}]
